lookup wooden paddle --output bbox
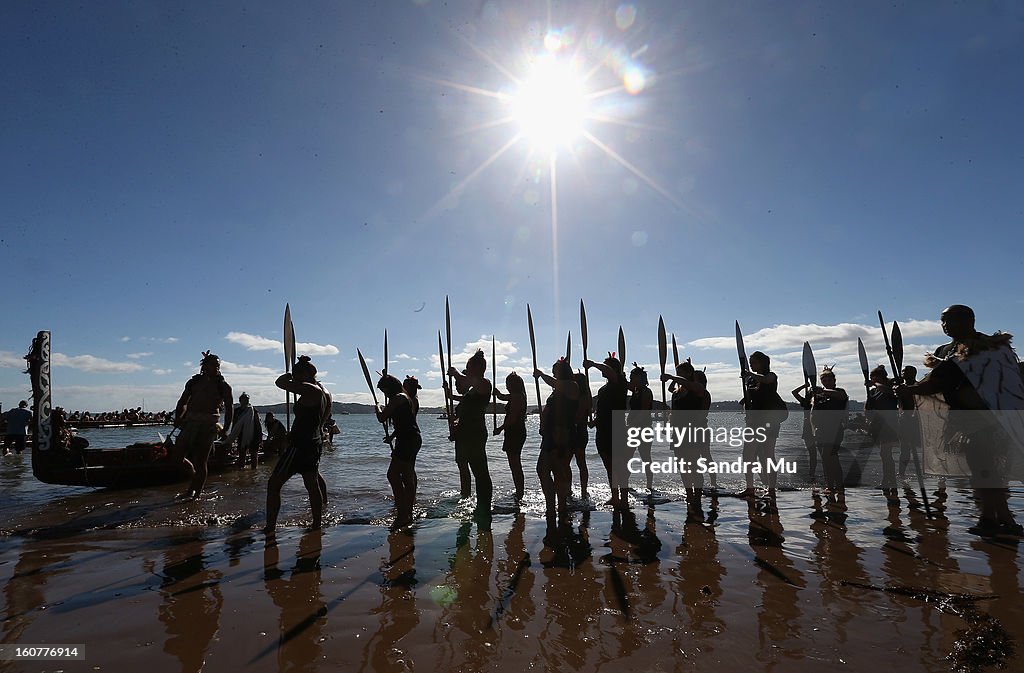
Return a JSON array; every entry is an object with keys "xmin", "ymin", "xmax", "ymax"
[
  {"xmin": 492, "ymin": 334, "xmax": 497, "ymax": 433},
  {"xmin": 617, "ymin": 326, "xmax": 626, "ymax": 370},
  {"xmin": 857, "ymin": 337, "xmax": 871, "ymax": 397},
  {"xmin": 565, "ymin": 330, "xmax": 571, "ymax": 363},
  {"xmin": 358, "ymin": 348, "xmax": 391, "ymax": 447},
  {"xmin": 736, "ymin": 321, "xmax": 750, "ymax": 407},
  {"xmin": 527, "ymin": 304, "xmax": 542, "ymax": 414},
  {"xmin": 672, "ymin": 333, "xmax": 679, "ymax": 370},
  {"xmin": 445, "ymin": 296, "xmax": 454, "ymax": 422},
  {"xmin": 658, "ymin": 316, "xmax": 668, "ymax": 409},
  {"xmin": 283, "ymin": 304, "xmax": 295, "ymax": 431},
  {"xmin": 880, "ymin": 312, "xmax": 931, "ymax": 516},
  {"xmin": 438, "ymin": 330, "xmax": 454, "ymax": 439}
]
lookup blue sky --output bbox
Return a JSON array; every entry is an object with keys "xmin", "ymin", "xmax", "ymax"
[{"xmin": 2, "ymin": 1, "xmax": 1022, "ymax": 412}]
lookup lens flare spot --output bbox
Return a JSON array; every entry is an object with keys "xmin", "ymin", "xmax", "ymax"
[
  {"xmin": 431, "ymin": 585, "xmax": 457, "ymax": 607},
  {"xmin": 623, "ymin": 68, "xmax": 646, "ymax": 94},
  {"xmin": 631, "ymin": 231, "xmax": 648, "ymax": 247},
  {"xmin": 544, "ymin": 30, "xmax": 563, "ymax": 51},
  {"xmin": 523, "ymin": 189, "xmax": 540, "ymax": 206},
  {"xmin": 615, "ymin": 5, "xmax": 637, "ymax": 30}
]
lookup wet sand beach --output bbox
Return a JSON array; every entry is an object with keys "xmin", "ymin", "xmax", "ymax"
[{"xmin": 3, "ymin": 484, "xmax": 1022, "ymax": 673}]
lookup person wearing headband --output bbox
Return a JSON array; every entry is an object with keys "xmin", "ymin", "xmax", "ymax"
[
  {"xmin": 810, "ymin": 365, "xmax": 848, "ymax": 498},
  {"xmin": 628, "ymin": 363, "xmax": 654, "ymax": 494},
  {"xmin": 173, "ymin": 351, "xmax": 234, "ymax": 500},
  {"xmin": 377, "ymin": 374, "xmax": 422, "ymax": 528},
  {"xmin": 494, "ymin": 371, "xmax": 529, "ymax": 503},
  {"xmin": 445, "ymin": 349, "xmax": 493, "ymax": 519},
  {"xmin": 584, "ymin": 352, "xmax": 628, "ymax": 508}
]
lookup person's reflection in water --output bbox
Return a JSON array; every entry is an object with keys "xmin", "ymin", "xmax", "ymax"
[
  {"xmin": 3, "ymin": 539, "xmax": 74, "ymax": 645},
  {"xmin": 360, "ymin": 528, "xmax": 419, "ymax": 673},
  {"xmin": 158, "ymin": 533, "xmax": 224, "ymax": 673},
  {"xmin": 808, "ymin": 492, "xmax": 870, "ymax": 650},
  {"xmin": 671, "ymin": 513, "xmax": 726, "ymax": 659},
  {"xmin": 263, "ymin": 530, "xmax": 326, "ymax": 672},
  {"xmin": 433, "ymin": 521, "xmax": 495, "ymax": 671},
  {"xmin": 538, "ymin": 511, "xmax": 601, "ymax": 670},
  {"xmin": 746, "ymin": 499, "xmax": 806, "ymax": 665},
  {"xmin": 495, "ymin": 513, "xmax": 535, "ymax": 628}
]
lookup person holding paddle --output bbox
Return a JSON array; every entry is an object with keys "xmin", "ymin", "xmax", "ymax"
[
  {"xmin": 571, "ymin": 371, "xmax": 593, "ymax": 501},
  {"xmin": 662, "ymin": 359, "xmax": 711, "ymax": 519},
  {"xmin": 445, "ymin": 350, "xmax": 493, "ymax": 517},
  {"xmin": 584, "ymin": 353, "xmax": 629, "ymax": 508},
  {"xmin": 865, "ymin": 365, "xmax": 900, "ymax": 500},
  {"xmin": 494, "ymin": 372, "xmax": 528, "ymax": 503},
  {"xmin": 535, "ymin": 358, "xmax": 580, "ymax": 517},
  {"xmin": 376, "ymin": 374, "xmax": 422, "ymax": 528},
  {"xmin": 810, "ymin": 365, "xmax": 849, "ymax": 497},
  {"xmin": 265, "ymin": 355, "xmax": 331, "ymax": 534},
  {"xmin": 739, "ymin": 351, "xmax": 787, "ymax": 501},
  {"xmin": 628, "ymin": 364, "xmax": 655, "ymax": 494}
]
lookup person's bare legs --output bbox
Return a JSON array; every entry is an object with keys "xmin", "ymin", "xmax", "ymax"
[{"xmin": 301, "ymin": 471, "xmax": 324, "ymax": 529}]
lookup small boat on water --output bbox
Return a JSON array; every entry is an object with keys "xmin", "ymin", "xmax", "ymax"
[{"xmin": 25, "ymin": 331, "xmax": 260, "ymax": 489}]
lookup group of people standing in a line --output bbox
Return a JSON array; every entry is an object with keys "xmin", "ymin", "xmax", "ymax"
[{"xmin": 162, "ymin": 303, "xmax": 1021, "ymax": 538}]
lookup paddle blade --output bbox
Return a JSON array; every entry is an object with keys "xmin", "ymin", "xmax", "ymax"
[
  {"xmin": 857, "ymin": 337, "xmax": 870, "ymax": 381},
  {"xmin": 802, "ymin": 341, "xmax": 817, "ymax": 387},
  {"xmin": 383, "ymin": 329, "xmax": 389, "ymax": 377},
  {"xmin": 658, "ymin": 316, "xmax": 667, "ymax": 374},
  {"xmin": 357, "ymin": 348, "xmax": 380, "ymax": 406},
  {"xmin": 527, "ymin": 304, "xmax": 538, "ymax": 365},
  {"xmin": 618, "ymin": 327, "xmax": 626, "ymax": 367},
  {"xmin": 437, "ymin": 331, "xmax": 446, "ymax": 378},
  {"xmin": 671, "ymin": 333, "xmax": 679, "ymax": 369},
  {"xmin": 566, "ymin": 330, "xmax": 571, "ymax": 363},
  {"xmin": 735, "ymin": 321, "xmax": 748, "ymax": 373},
  {"xmin": 579, "ymin": 299, "xmax": 588, "ymax": 358},
  {"xmin": 283, "ymin": 304, "xmax": 295, "ymax": 370},
  {"xmin": 892, "ymin": 321, "xmax": 904, "ymax": 373}
]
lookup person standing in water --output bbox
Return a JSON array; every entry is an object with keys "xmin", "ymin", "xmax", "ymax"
[
  {"xmin": 173, "ymin": 352, "xmax": 233, "ymax": 500},
  {"xmin": 791, "ymin": 382, "xmax": 817, "ymax": 482},
  {"xmin": 896, "ymin": 365, "xmax": 920, "ymax": 480},
  {"xmin": 535, "ymin": 358, "xmax": 580, "ymax": 517},
  {"xmin": 584, "ymin": 354, "xmax": 628, "ymax": 508},
  {"xmin": 376, "ymin": 374, "xmax": 422, "ymax": 528},
  {"xmin": 225, "ymin": 392, "xmax": 262, "ymax": 468},
  {"xmin": 494, "ymin": 372, "xmax": 528, "ymax": 503},
  {"xmin": 662, "ymin": 359, "xmax": 711, "ymax": 520},
  {"xmin": 865, "ymin": 365, "xmax": 900, "ymax": 499},
  {"xmin": 810, "ymin": 365, "xmax": 849, "ymax": 497},
  {"xmin": 739, "ymin": 351, "xmax": 786, "ymax": 501},
  {"xmin": 627, "ymin": 364, "xmax": 655, "ymax": 494},
  {"xmin": 265, "ymin": 355, "xmax": 331, "ymax": 534},
  {"xmin": 571, "ymin": 371, "xmax": 593, "ymax": 500},
  {"xmin": 445, "ymin": 350, "xmax": 493, "ymax": 516},
  {"xmin": 897, "ymin": 304, "xmax": 1023, "ymax": 536}
]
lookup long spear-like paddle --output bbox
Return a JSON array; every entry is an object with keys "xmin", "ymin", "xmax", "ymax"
[
  {"xmin": 527, "ymin": 304, "xmax": 542, "ymax": 414},
  {"xmin": 672, "ymin": 333, "xmax": 680, "ymax": 370},
  {"xmin": 617, "ymin": 327, "xmax": 626, "ymax": 369},
  {"xmin": 880, "ymin": 312, "xmax": 931, "ymax": 516},
  {"xmin": 383, "ymin": 329, "xmax": 391, "ymax": 434},
  {"xmin": 438, "ymin": 330, "xmax": 453, "ymax": 439},
  {"xmin": 492, "ymin": 334, "xmax": 497, "ymax": 433},
  {"xmin": 857, "ymin": 338, "xmax": 871, "ymax": 398},
  {"xmin": 565, "ymin": 330, "xmax": 571, "ymax": 363},
  {"xmin": 802, "ymin": 341, "xmax": 817, "ymax": 391},
  {"xmin": 445, "ymin": 296, "xmax": 454, "ymax": 422},
  {"xmin": 358, "ymin": 348, "xmax": 391, "ymax": 447},
  {"xmin": 658, "ymin": 316, "xmax": 668, "ymax": 409},
  {"xmin": 284, "ymin": 304, "xmax": 295, "ymax": 431},
  {"xmin": 736, "ymin": 321, "xmax": 750, "ymax": 407}
]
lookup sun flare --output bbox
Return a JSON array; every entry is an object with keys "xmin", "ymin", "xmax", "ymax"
[{"xmin": 509, "ymin": 57, "xmax": 589, "ymax": 152}]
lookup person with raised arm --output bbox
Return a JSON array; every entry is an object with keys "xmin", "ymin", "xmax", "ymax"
[
  {"xmin": 494, "ymin": 371, "xmax": 528, "ymax": 503},
  {"xmin": 584, "ymin": 353, "xmax": 629, "ymax": 508},
  {"xmin": 810, "ymin": 365, "xmax": 849, "ymax": 497},
  {"xmin": 376, "ymin": 374, "xmax": 422, "ymax": 528},
  {"xmin": 662, "ymin": 359, "xmax": 711, "ymax": 520},
  {"xmin": 535, "ymin": 358, "xmax": 580, "ymax": 517},
  {"xmin": 571, "ymin": 371, "xmax": 593, "ymax": 500},
  {"xmin": 739, "ymin": 351, "xmax": 787, "ymax": 501},
  {"xmin": 791, "ymin": 382, "xmax": 817, "ymax": 482},
  {"xmin": 445, "ymin": 349, "xmax": 493, "ymax": 517},
  {"xmin": 627, "ymin": 364, "xmax": 655, "ymax": 494},
  {"xmin": 265, "ymin": 355, "xmax": 331, "ymax": 534}
]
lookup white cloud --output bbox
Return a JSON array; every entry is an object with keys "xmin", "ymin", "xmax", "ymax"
[
  {"xmin": 126, "ymin": 352, "xmax": 153, "ymax": 359},
  {"xmin": 119, "ymin": 336, "xmax": 131, "ymax": 342},
  {"xmin": 0, "ymin": 351, "xmax": 25, "ymax": 369},
  {"xmin": 220, "ymin": 361, "xmax": 277, "ymax": 376},
  {"xmin": 225, "ymin": 331, "xmax": 339, "ymax": 356},
  {"xmin": 396, "ymin": 353, "xmax": 416, "ymax": 360},
  {"xmin": 52, "ymin": 353, "xmax": 145, "ymax": 373},
  {"xmin": 152, "ymin": 368, "xmax": 173, "ymax": 375}
]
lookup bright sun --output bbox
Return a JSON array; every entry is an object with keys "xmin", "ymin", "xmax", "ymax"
[{"xmin": 510, "ymin": 57, "xmax": 589, "ymax": 152}]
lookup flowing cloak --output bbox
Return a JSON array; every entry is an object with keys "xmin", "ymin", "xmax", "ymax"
[{"xmin": 915, "ymin": 339, "xmax": 1024, "ymax": 480}]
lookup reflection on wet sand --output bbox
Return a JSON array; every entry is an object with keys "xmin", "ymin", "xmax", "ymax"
[
  {"xmin": 262, "ymin": 531, "xmax": 326, "ymax": 672},
  {"xmin": 157, "ymin": 533, "xmax": 224, "ymax": 673},
  {"xmin": 0, "ymin": 487, "xmax": 1022, "ymax": 672}
]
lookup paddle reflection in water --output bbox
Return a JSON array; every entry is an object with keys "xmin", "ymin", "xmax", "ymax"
[
  {"xmin": 158, "ymin": 533, "xmax": 224, "ymax": 673},
  {"xmin": 671, "ymin": 515, "xmax": 726, "ymax": 659},
  {"xmin": 261, "ymin": 531, "xmax": 326, "ymax": 671}
]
